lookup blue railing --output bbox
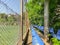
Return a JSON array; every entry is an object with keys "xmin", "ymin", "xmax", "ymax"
[
  {"xmin": 31, "ymin": 26, "xmax": 44, "ymax": 45},
  {"xmin": 33, "ymin": 25, "xmax": 60, "ymax": 40}
]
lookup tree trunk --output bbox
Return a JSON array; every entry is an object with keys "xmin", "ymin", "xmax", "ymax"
[{"xmin": 44, "ymin": 0, "xmax": 49, "ymax": 41}]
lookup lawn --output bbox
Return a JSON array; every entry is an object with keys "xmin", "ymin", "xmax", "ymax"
[{"xmin": 0, "ymin": 25, "xmax": 20, "ymax": 45}]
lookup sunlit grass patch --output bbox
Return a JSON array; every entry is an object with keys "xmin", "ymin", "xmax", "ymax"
[{"xmin": 0, "ymin": 25, "xmax": 19, "ymax": 45}]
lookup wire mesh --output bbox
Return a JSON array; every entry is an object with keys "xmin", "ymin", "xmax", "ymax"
[
  {"xmin": 22, "ymin": 0, "xmax": 28, "ymax": 40},
  {"xmin": 0, "ymin": 0, "xmax": 20, "ymax": 45}
]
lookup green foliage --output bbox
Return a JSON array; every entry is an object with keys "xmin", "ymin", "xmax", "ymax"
[
  {"xmin": 0, "ymin": 13, "xmax": 19, "ymax": 25},
  {"xmin": 0, "ymin": 13, "xmax": 7, "ymax": 22},
  {"xmin": 49, "ymin": 0, "xmax": 60, "ymax": 34},
  {"xmin": 51, "ymin": 38, "xmax": 60, "ymax": 45},
  {"xmin": 49, "ymin": 0, "xmax": 57, "ymax": 21},
  {"xmin": 26, "ymin": 0, "xmax": 44, "ymax": 25},
  {"xmin": 58, "ymin": 0, "xmax": 60, "ymax": 4},
  {"xmin": 26, "ymin": 0, "xmax": 60, "ymax": 32}
]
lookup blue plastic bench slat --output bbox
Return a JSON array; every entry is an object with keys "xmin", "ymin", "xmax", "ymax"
[
  {"xmin": 56, "ymin": 29, "xmax": 60, "ymax": 40},
  {"xmin": 33, "ymin": 25, "xmax": 60, "ymax": 40},
  {"xmin": 31, "ymin": 27, "xmax": 44, "ymax": 45}
]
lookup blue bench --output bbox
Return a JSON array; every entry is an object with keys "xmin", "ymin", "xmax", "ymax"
[
  {"xmin": 31, "ymin": 26, "xmax": 44, "ymax": 45},
  {"xmin": 56, "ymin": 29, "xmax": 60, "ymax": 40},
  {"xmin": 33, "ymin": 25, "xmax": 60, "ymax": 40},
  {"xmin": 33, "ymin": 25, "xmax": 44, "ymax": 32}
]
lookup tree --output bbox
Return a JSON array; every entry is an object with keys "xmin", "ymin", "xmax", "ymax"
[
  {"xmin": 26, "ymin": 0, "xmax": 44, "ymax": 25},
  {"xmin": 0, "ymin": 13, "xmax": 7, "ymax": 23},
  {"xmin": 44, "ymin": 0, "xmax": 49, "ymax": 41},
  {"xmin": 26, "ymin": 0, "xmax": 60, "ymax": 42}
]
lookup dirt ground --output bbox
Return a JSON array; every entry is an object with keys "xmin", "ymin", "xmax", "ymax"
[
  {"xmin": 26, "ymin": 30, "xmax": 32, "ymax": 45},
  {"xmin": 17, "ymin": 30, "xmax": 32, "ymax": 45}
]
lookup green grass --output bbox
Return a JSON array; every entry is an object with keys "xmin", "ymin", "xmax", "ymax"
[{"xmin": 0, "ymin": 25, "xmax": 20, "ymax": 45}]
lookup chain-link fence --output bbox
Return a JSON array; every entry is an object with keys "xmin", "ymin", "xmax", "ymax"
[{"xmin": 0, "ymin": 0, "xmax": 21, "ymax": 45}]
